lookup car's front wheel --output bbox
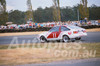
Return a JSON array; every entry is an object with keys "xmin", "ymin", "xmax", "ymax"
[
  {"xmin": 40, "ymin": 36, "xmax": 47, "ymax": 43},
  {"xmin": 62, "ymin": 35, "xmax": 70, "ymax": 42}
]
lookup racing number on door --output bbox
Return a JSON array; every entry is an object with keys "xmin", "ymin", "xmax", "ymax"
[
  {"xmin": 53, "ymin": 33, "xmax": 56, "ymax": 38},
  {"xmin": 47, "ymin": 32, "xmax": 56, "ymax": 38},
  {"xmin": 47, "ymin": 32, "xmax": 60, "ymax": 38},
  {"xmin": 53, "ymin": 32, "xmax": 60, "ymax": 38}
]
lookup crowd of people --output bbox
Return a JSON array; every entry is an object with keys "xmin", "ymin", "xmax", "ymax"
[{"xmin": 0, "ymin": 20, "xmax": 99, "ymax": 30}]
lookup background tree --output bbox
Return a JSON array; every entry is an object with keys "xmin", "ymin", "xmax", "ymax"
[
  {"xmin": 61, "ymin": 7, "xmax": 75, "ymax": 21},
  {"xmin": 52, "ymin": 0, "xmax": 61, "ymax": 21},
  {"xmin": 0, "ymin": 0, "xmax": 8, "ymax": 25},
  {"xmin": 8, "ymin": 10, "xmax": 25, "ymax": 24},
  {"xmin": 26, "ymin": 0, "xmax": 34, "ymax": 22},
  {"xmin": 89, "ymin": 4, "xmax": 100, "ymax": 20},
  {"xmin": 34, "ymin": 7, "xmax": 53, "ymax": 22},
  {"xmin": 57, "ymin": 0, "xmax": 61, "ymax": 21},
  {"xmin": 79, "ymin": 0, "xmax": 89, "ymax": 19},
  {"xmin": 8, "ymin": 5, "xmax": 100, "ymax": 23}
]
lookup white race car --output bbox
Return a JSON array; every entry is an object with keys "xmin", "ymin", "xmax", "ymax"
[{"xmin": 39, "ymin": 25, "xmax": 87, "ymax": 42}]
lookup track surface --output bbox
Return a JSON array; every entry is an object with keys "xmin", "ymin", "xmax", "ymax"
[
  {"xmin": 17, "ymin": 58, "xmax": 100, "ymax": 66},
  {"xmin": 0, "ymin": 32, "xmax": 100, "ymax": 44}
]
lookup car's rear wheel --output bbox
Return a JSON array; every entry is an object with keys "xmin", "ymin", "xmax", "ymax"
[
  {"xmin": 40, "ymin": 36, "xmax": 47, "ymax": 43},
  {"xmin": 62, "ymin": 35, "xmax": 70, "ymax": 42}
]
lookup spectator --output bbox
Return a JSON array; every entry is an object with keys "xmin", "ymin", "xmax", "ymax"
[
  {"xmin": 80, "ymin": 18, "xmax": 83, "ymax": 26},
  {"xmin": 84, "ymin": 17, "xmax": 88, "ymax": 25}
]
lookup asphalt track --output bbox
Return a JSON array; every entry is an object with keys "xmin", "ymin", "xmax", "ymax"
[
  {"xmin": 16, "ymin": 58, "xmax": 100, "ymax": 66},
  {"xmin": 0, "ymin": 32, "xmax": 100, "ymax": 44}
]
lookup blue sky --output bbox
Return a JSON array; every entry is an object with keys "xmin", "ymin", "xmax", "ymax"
[{"xmin": 6, "ymin": 0, "xmax": 100, "ymax": 11}]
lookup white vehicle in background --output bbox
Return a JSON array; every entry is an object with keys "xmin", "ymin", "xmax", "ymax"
[
  {"xmin": 39, "ymin": 25, "xmax": 87, "ymax": 42},
  {"xmin": 8, "ymin": 24, "xmax": 17, "ymax": 29},
  {"xmin": 91, "ymin": 20, "xmax": 99, "ymax": 25}
]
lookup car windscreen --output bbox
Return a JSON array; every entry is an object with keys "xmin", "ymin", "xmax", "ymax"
[
  {"xmin": 49, "ymin": 26, "xmax": 59, "ymax": 32},
  {"xmin": 67, "ymin": 25, "xmax": 82, "ymax": 29},
  {"xmin": 61, "ymin": 26, "xmax": 70, "ymax": 31}
]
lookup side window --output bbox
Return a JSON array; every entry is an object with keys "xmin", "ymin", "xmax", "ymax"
[
  {"xmin": 61, "ymin": 26, "xmax": 70, "ymax": 31},
  {"xmin": 49, "ymin": 26, "xmax": 59, "ymax": 32}
]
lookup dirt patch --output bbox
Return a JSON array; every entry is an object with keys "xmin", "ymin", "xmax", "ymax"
[
  {"xmin": 86, "ymin": 28, "xmax": 100, "ymax": 32},
  {"xmin": 0, "ymin": 48, "xmax": 74, "ymax": 65},
  {"xmin": 0, "ymin": 43, "xmax": 100, "ymax": 65},
  {"xmin": 0, "ymin": 31, "xmax": 44, "ymax": 37},
  {"xmin": 0, "ymin": 48, "xmax": 54, "ymax": 65}
]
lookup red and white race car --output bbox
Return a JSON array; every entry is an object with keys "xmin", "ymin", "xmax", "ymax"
[{"xmin": 39, "ymin": 25, "xmax": 87, "ymax": 42}]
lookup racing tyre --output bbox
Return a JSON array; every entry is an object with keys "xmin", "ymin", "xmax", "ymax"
[
  {"xmin": 62, "ymin": 35, "xmax": 70, "ymax": 42},
  {"xmin": 40, "ymin": 36, "xmax": 47, "ymax": 43}
]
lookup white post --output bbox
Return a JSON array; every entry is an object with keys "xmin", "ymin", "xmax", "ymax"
[{"xmin": 77, "ymin": 9, "xmax": 80, "ymax": 21}]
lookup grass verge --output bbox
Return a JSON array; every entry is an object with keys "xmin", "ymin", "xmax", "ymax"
[{"xmin": 0, "ymin": 43, "xmax": 100, "ymax": 65}]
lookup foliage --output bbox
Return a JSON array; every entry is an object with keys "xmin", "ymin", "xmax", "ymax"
[
  {"xmin": 89, "ymin": 4, "xmax": 100, "ymax": 20},
  {"xmin": 79, "ymin": 0, "xmax": 89, "ymax": 19},
  {"xmin": 52, "ymin": 0, "xmax": 61, "ymax": 21},
  {"xmin": 8, "ymin": 10, "xmax": 25, "ymax": 24},
  {"xmin": 0, "ymin": 0, "xmax": 8, "ymax": 25},
  {"xmin": 0, "ymin": 0, "xmax": 100, "ymax": 25},
  {"xmin": 34, "ymin": 7, "xmax": 54, "ymax": 22},
  {"xmin": 7, "ymin": 5, "xmax": 100, "ymax": 24},
  {"xmin": 26, "ymin": 0, "xmax": 34, "ymax": 21},
  {"xmin": 0, "ymin": 12, "xmax": 8, "ymax": 25},
  {"xmin": 0, "ymin": 0, "xmax": 6, "ymax": 12}
]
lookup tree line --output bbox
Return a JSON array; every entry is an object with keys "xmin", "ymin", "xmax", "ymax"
[
  {"xmin": 0, "ymin": 4, "xmax": 100, "ymax": 25},
  {"xmin": 0, "ymin": 0, "xmax": 8, "ymax": 25}
]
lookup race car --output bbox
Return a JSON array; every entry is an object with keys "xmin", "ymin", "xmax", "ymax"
[{"xmin": 39, "ymin": 25, "xmax": 87, "ymax": 42}]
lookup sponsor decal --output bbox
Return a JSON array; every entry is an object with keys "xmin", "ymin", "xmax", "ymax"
[{"xmin": 68, "ymin": 32, "xmax": 72, "ymax": 35}]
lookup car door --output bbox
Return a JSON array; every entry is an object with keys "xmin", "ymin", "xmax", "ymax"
[{"xmin": 47, "ymin": 26, "xmax": 60, "ymax": 39}]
